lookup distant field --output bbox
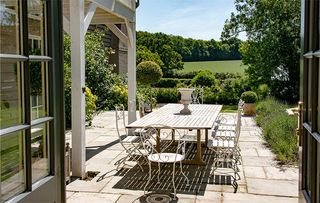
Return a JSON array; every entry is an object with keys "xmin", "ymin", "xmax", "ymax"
[{"xmin": 181, "ymin": 60, "xmax": 247, "ymax": 73}]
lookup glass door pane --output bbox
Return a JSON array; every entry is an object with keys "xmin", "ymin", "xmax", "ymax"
[{"xmin": 0, "ymin": 131, "xmax": 25, "ymax": 202}]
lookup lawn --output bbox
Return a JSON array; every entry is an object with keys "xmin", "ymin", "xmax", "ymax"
[{"xmin": 181, "ymin": 60, "xmax": 247, "ymax": 73}]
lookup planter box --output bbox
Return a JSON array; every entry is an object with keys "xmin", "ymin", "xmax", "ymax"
[{"xmin": 243, "ymin": 103, "xmax": 256, "ymax": 116}]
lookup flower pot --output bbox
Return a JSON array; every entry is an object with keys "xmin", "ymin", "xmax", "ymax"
[
  {"xmin": 243, "ymin": 103, "xmax": 256, "ymax": 116},
  {"xmin": 178, "ymin": 88, "xmax": 195, "ymax": 115}
]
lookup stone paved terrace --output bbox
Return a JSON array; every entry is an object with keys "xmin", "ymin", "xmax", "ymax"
[{"xmin": 65, "ymin": 110, "xmax": 299, "ymax": 203}]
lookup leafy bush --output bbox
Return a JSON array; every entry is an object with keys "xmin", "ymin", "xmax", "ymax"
[
  {"xmin": 214, "ymin": 72, "xmax": 242, "ymax": 81},
  {"xmin": 109, "ymin": 83, "xmax": 128, "ymax": 109},
  {"xmin": 154, "ymin": 88, "xmax": 179, "ymax": 103},
  {"xmin": 85, "ymin": 87, "xmax": 97, "ymax": 125},
  {"xmin": 167, "ymin": 71, "xmax": 200, "ymax": 79},
  {"xmin": 137, "ymin": 87, "xmax": 157, "ymax": 108},
  {"xmin": 256, "ymin": 98, "xmax": 298, "ymax": 164},
  {"xmin": 137, "ymin": 61, "xmax": 163, "ymax": 85},
  {"xmin": 136, "ymin": 45, "xmax": 164, "ymax": 68},
  {"xmin": 153, "ymin": 78, "xmax": 192, "ymax": 88},
  {"xmin": 256, "ymin": 84, "xmax": 269, "ymax": 100},
  {"xmin": 191, "ymin": 71, "xmax": 216, "ymax": 87},
  {"xmin": 241, "ymin": 91, "xmax": 258, "ymax": 103}
]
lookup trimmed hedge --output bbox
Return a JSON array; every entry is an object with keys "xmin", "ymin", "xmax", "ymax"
[
  {"xmin": 154, "ymin": 88, "xmax": 180, "ymax": 103},
  {"xmin": 256, "ymin": 98, "xmax": 298, "ymax": 164},
  {"xmin": 153, "ymin": 78, "xmax": 192, "ymax": 88}
]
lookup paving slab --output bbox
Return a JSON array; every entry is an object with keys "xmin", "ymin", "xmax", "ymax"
[
  {"xmin": 223, "ymin": 193, "xmax": 298, "ymax": 203},
  {"xmin": 67, "ymin": 192, "xmax": 120, "ymax": 203},
  {"xmin": 243, "ymin": 166, "xmax": 266, "ymax": 179},
  {"xmin": 264, "ymin": 166, "xmax": 299, "ymax": 181},
  {"xmin": 246, "ymin": 178, "xmax": 298, "ymax": 197}
]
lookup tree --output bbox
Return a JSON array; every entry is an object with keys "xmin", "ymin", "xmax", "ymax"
[
  {"xmin": 136, "ymin": 45, "xmax": 164, "ymax": 67},
  {"xmin": 136, "ymin": 61, "xmax": 163, "ymax": 85},
  {"xmin": 222, "ymin": 0, "xmax": 300, "ymax": 103},
  {"xmin": 159, "ymin": 45, "xmax": 184, "ymax": 76}
]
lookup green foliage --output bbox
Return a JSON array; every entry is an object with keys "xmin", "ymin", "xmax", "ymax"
[
  {"xmin": 191, "ymin": 71, "xmax": 216, "ymax": 87},
  {"xmin": 136, "ymin": 45, "xmax": 164, "ymax": 68},
  {"xmin": 222, "ymin": 0, "xmax": 300, "ymax": 103},
  {"xmin": 137, "ymin": 87, "xmax": 157, "ymax": 108},
  {"xmin": 84, "ymin": 87, "xmax": 97, "ymax": 125},
  {"xmin": 154, "ymin": 88, "xmax": 180, "ymax": 103},
  {"xmin": 137, "ymin": 31, "xmax": 242, "ymax": 62},
  {"xmin": 240, "ymin": 91, "xmax": 258, "ymax": 103},
  {"xmin": 137, "ymin": 61, "xmax": 163, "ymax": 85},
  {"xmin": 153, "ymin": 78, "xmax": 191, "ymax": 88},
  {"xmin": 256, "ymin": 98, "xmax": 298, "ymax": 164},
  {"xmin": 159, "ymin": 45, "xmax": 184, "ymax": 76},
  {"xmin": 29, "ymin": 48, "xmax": 42, "ymax": 96},
  {"xmin": 109, "ymin": 83, "xmax": 128, "ymax": 109},
  {"xmin": 64, "ymin": 28, "xmax": 120, "ymax": 127},
  {"xmin": 256, "ymin": 84, "xmax": 270, "ymax": 100},
  {"xmin": 166, "ymin": 71, "xmax": 200, "ymax": 79}
]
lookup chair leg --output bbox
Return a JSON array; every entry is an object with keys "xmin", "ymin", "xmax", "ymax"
[
  {"xmin": 157, "ymin": 163, "xmax": 161, "ymax": 183},
  {"xmin": 144, "ymin": 161, "xmax": 152, "ymax": 195},
  {"xmin": 172, "ymin": 162, "xmax": 177, "ymax": 200},
  {"xmin": 180, "ymin": 161, "xmax": 189, "ymax": 186}
]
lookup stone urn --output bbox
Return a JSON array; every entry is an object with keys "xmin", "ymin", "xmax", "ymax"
[{"xmin": 178, "ymin": 88, "xmax": 195, "ymax": 115}]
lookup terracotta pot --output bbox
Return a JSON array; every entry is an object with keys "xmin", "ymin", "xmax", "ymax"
[{"xmin": 243, "ymin": 103, "xmax": 256, "ymax": 116}]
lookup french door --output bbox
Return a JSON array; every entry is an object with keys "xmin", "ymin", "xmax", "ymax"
[{"xmin": 301, "ymin": 0, "xmax": 320, "ymax": 203}]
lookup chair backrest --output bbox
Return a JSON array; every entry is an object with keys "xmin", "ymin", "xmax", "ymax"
[
  {"xmin": 191, "ymin": 87, "xmax": 203, "ymax": 104},
  {"xmin": 233, "ymin": 110, "xmax": 242, "ymax": 148},
  {"xmin": 115, "ymin": 104, "xmax": 127, "ymax": 142},
  {"xmin": 139, "ymin": 125, "xmax": 186, "ymax": 162}
]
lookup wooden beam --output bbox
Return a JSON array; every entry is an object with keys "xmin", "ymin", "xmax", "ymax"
[
  {"xmin": 84, "ymin": 3, "xmax": 97, "ymax": 34},
  {"xmin": 91, "ymin": 0, "xmax": 135, "ymax": 22},
  {"xmin": 105, "ymin": 23, "xmax": 128, "ymax": 46},
  {"xmin": 70, "ymin": 0, "xmax": 86, "ymax": 179},
  {"xmin": 63, "ymin": 16, "xmax": 70, "ymax": 35},
  {"xmin": 125, "ymin": 19, "xmax": 133, "ymax": 47}
]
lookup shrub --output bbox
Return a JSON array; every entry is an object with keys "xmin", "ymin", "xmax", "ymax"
[
  {"xmin": 153, "ymin": 78, "xmax": 192, "ymax": 88},
  {"xmin": 191, "ymin": 71, "xmax": 216, "ymax": 87},
  {"xmin": 85, "ymin": 87, "xmax": 97, "ymax": 125},
  {"xmin": 137, "ymin": 61, "xmax": 163, "ymax": 85},
  {"xmin": 167, "ymin": 71, "xmax": 200, "ymax": 79},
  {"xmin": 256, "ymin": 97, "xmax": 298, "ymax": 164},
  {"xmin": 137, "ymin": 87, "xmax": 157, "ymax": 108},
  {"xmin": 154, "ymin": 88, "xmax": 179, "ymax": 103},
  {"xmin": 109, "ymin": 83, "xmax": 128, "ymax": 109},
  {"xmin": 241, "ymin": 91, "xmax": 258, "ymax": 103},
  {"xmin": 256, "ymin": 84, "xmax": 269, "ymax": 100}
]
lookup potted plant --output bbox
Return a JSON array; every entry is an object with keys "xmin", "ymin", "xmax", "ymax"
[
  {"xmin": 136, "ymin": 61, "xmax": 163, "ymax": 114},
  {"xmin": 240, "ymin": 91, "xmax": 258, "ymax": 116}
]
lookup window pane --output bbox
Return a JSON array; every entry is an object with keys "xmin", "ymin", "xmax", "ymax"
[
  {"xmin": 0, "ymin": 0, "xmax": 20, "ymax": 54},
  {"xmin": 308, "ymin": 60, "xmax": 312, "ymax": 123},
  {"xmin": 31, "ymin": 123, "xmax": 49, "ymax": 183},
  {"xmin": 30, "ymin": 62, "xmax": 46, "ymax": 120},
  {"xmin": 1, "ymin": 131, "xmax": 25, "ymax": 202},
  {"xmin": 0, "ymin": 61, "xmax": 22, "ymax": 129},
  {"xmin": 28, "ymin": 0, "xmax": 46, "ymax": 55}
]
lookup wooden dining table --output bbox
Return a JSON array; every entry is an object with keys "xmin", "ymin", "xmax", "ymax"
[{"xmin": 126, "ymin": 103, "xmax": 222, "ymax": 165}]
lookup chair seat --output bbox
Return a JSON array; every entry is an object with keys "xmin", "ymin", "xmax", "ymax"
[
  {"xmin": 148, "ymin": 153, "xmax": 185, "ymax": 163},
  {"xmin": 207, "ymin": 139, "xmax": 235, "ymax": 148},
  {"xmin": 123, "ymin": 135, "xmax": 140, "ymax": 143},
  {"xmin": 215, "ymin": 125, "xmax": 236, "ymax": 131},
  {"xmin": 212, "ymin": 130, "xmax": 236, "ymax": 138}
]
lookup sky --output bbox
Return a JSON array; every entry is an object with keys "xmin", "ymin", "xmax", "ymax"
[{"xmin": 136, "ymin": 0, "xmax": 246, "ymax": 41}]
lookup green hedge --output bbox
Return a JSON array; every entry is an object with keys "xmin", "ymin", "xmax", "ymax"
[
  {"xmin": 154, "ymin": 88, "xmax": 180, "ymax": 103},
  {"xmin": 153, "ymin": 78, "xmax": 191, "ymax": 88},
  {"xmin": 256, "ymin": 98, "xmax": 298, "ymax": 164}
]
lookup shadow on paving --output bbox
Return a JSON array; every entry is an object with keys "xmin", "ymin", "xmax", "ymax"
[{"xmin": 110, "ymin": 143, "xmax": 233, "ymax": 196}]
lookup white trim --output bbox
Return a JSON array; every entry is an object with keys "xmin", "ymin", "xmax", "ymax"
[
  {"xmin": 84, "ymin": 3, "xmax": 97, "ymax": 34},
  {"xmin": 105, "ymin": 23, "xmax": 128, "ymax": 46}
]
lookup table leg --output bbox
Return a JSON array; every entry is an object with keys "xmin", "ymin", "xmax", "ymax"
[
  {"xmin": 156, "ymin": 129, "xmax": 161, "ymax": 152},
  {"xmin": 205, "ymin": 129, "xmax": 208, "ymax": 147},
  {"xmin": 195, "ymin": 129, "xmax": 204, "ymax": 165}
]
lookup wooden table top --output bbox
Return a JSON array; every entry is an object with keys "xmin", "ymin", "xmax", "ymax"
[{"xmin": 127, "ymin": 103, "xmax": 222, "ymax": 129}]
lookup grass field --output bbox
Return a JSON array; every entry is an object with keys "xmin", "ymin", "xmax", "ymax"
[{"xmin": 181, "ymin": 60, "xmax": 247, "ymax": 73}]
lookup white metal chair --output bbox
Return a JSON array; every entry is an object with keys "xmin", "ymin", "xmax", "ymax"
[
  {"xmin": 191, "ymin": 87, "xmax": 204, "ymax": 104},
  {"xmin": 207, "ymin": 114, "xmax": 241, "ymax": 193},
  {"xmin": 139, "ymin": 125, "xmax": 189, "ymax": 200},
  {"xmin": 115, "ymin": 104, "xmax": 145, "ymax": 171}
]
